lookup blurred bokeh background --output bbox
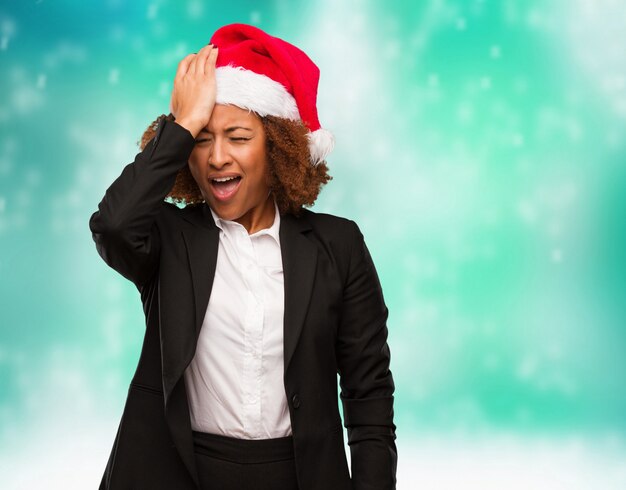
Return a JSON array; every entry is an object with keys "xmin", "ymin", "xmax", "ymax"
[{"xmin": 1, "ymin": 0, "xmax": 625, "ymax": 488}]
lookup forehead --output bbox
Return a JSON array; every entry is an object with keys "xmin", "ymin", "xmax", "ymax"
[{"xmin": 204, "ymin": 104, "xmax": 262, "ymax": 131}]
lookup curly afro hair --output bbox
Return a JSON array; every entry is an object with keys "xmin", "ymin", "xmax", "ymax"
[{"xmin": 138, "ymin": 112, "xmax": 332, "ymax": 216}]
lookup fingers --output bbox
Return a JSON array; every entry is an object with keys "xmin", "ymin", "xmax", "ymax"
[
  {"xmin": 175, "ymin": 53, "xmax": 195, "ymax": 79},
  {"xmin": 204, "ymin": 45, "xmax": 218, "ymax": 76},
  {"xmin": 175, "ymin": 44, "xmax": 218, "ymax": 80},
  {"xmin": 190, "ymin": 44, "xmax": 215, "ymax": 76}
]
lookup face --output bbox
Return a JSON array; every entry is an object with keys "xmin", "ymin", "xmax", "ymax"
[{"xmin": 188, "ymin": 104, "xmax": 272, "ymax": 232}]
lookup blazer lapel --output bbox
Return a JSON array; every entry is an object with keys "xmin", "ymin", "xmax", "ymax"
[
  {"xmin": 159, "ymin": 203, "xmax": 219, "ymax": 489},
  {"xmin": 183, "ymin": 205, "xmax": 220, "ymax": 344},
  {"xmin": 279, "ymin": 212, "xmax": 318, "ymax": 372}
]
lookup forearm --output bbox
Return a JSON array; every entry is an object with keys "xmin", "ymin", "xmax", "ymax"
[
  {"xmin": 89, "ymin": 118, "xmax": 194, "ymax": 235},
  {"xmin": 88, "ymin": 118, "xmax": 196, "ymax": 285}
]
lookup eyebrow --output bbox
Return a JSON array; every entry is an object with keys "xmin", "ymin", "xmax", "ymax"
[{"xmin": 198, "ymin": 126, "xmax": 253, "ymax": 134}]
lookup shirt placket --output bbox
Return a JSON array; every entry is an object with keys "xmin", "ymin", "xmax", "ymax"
[{"xmin": 236, "ymin": 227, "xmax": 264, "ymax": 438}]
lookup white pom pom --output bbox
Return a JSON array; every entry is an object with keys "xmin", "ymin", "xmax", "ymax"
[{"xmin": 307, "ymin": 128, "xmax": 335, "ymax": 166}]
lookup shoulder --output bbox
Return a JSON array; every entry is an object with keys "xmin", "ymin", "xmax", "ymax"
[
  {"xmin": 297, "ymin": 209, "xmax": 366, "ymax": 275},
  {"xmin": 161, "ymin": 200, "xmax": 198, "ymax": 213},
  {"xmin": 155, "ymin": 200, "xmax": 191, "ymax": 223},
  {"xmin": 297, "ymin": 209, "xmax": 374, "ymax": 286},
  {"xmin": 155, "ymin": 200, "xmax": 205, "ymax": 230},
  {"xmin": 298, "ymin": 208, "xmax": 363, "ymax": 243}
]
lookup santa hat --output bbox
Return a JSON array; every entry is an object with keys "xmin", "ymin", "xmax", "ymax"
[{"xmin": 208, "ymin": 23, "xmax": 334, "ymax": 166}]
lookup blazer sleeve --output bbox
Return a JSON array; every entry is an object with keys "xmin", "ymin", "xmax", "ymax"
[
  {"xmin": 337, "ymin": 220, "xmax": 397, "ymax": 490},
  {"xmin": 88, "ymin": 118, "xmax": 196, "ymax": 288}
]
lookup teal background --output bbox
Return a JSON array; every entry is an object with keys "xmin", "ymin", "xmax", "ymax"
[{"xmin": 1, "ymin": 0, "xmax": 625, "ymax": 488}]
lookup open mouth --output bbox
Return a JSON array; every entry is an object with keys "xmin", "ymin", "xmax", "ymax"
[{"xmin": 209, "ymin": 175, "xmax": 242, "ymax": 201}]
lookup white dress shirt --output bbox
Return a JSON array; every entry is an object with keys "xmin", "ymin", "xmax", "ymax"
[{"xmin": 183, "ymin": 200, "xmax": 292, "ymax": 439}]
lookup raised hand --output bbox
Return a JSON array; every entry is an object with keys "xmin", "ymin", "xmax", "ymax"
[{"xmin": 169, "ymin": 44, "xmax": 219, "ymax": 137}]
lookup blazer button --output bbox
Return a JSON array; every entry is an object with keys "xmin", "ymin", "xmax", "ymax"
[{"xmin": 291, "ymin": 394, "xmax": 301, "ymax": 409}]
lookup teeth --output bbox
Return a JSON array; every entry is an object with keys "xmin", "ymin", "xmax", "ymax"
[{"xmin": 213, "ymin": 176, "xmax": 239, "ymax": 182}]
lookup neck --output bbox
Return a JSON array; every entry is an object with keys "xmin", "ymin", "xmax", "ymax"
[{"xmin": 235, "ymin": 194, "xmax": 275, "ymax": 234}]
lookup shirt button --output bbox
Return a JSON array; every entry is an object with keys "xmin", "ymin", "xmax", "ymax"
[{"xmin": 291, "ymin": 394, "xmax": 301, "ymax": 409}]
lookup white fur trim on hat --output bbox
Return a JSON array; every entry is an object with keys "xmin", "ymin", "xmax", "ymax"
[
  {"xmin": 215, "ymin": 65, "xmax": 334, "ymax": 165},
  {"xmin": 215, "ymin": 65, "xmax": 301, "ymax": 120}
]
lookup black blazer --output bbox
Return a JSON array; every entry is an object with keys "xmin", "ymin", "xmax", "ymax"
[{"xmin": 89, "ymin": 118, "xmax": 397, "ymax": 490}]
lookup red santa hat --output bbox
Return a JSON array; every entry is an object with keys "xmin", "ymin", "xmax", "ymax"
[{"xmin": 208, "ymin": 23, "xmax": 334, "ymax": 166}]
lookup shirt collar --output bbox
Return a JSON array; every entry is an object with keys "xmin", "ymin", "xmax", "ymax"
[{"xmin": 209, "ymin": 199, "xmax": 281, "ymax": 245}]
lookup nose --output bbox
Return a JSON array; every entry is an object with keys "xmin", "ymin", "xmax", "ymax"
[{"xmin": 209, "ymin": 137, "xmax": 230, "ymax": 169}]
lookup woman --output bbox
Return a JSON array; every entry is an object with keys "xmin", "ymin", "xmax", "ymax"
[{"xmin": 89, "ymin": 23, "xmax": 396, "ymax": 490}]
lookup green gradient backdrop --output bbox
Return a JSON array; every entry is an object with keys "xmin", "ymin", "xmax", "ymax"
[{"xmin": 1, "ymin": 1, "xmax": 625, "ymax": 488}]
